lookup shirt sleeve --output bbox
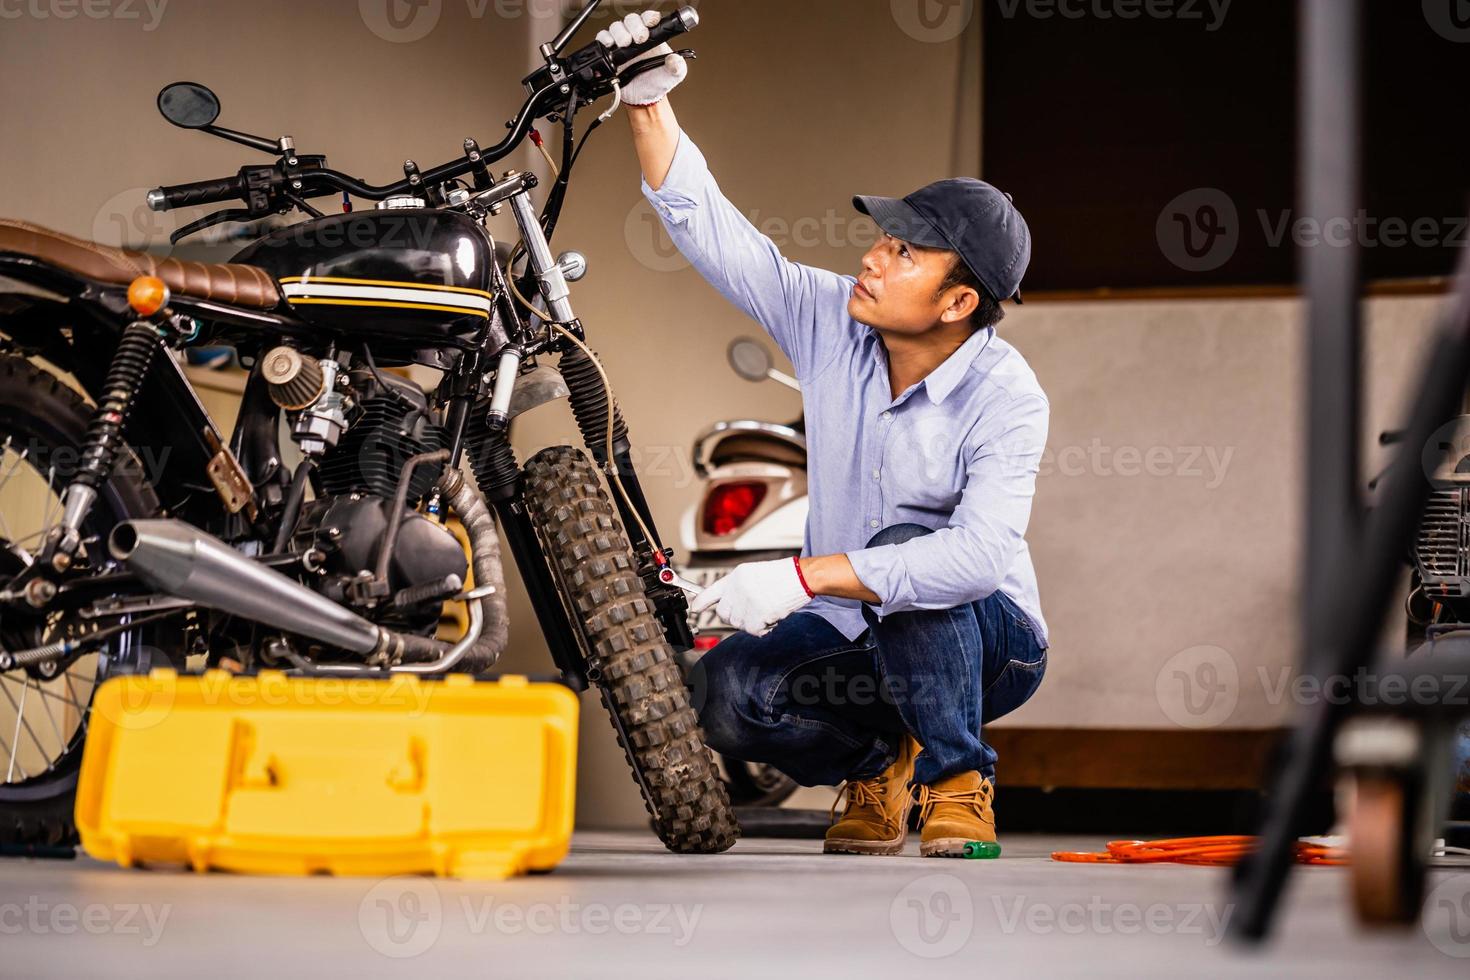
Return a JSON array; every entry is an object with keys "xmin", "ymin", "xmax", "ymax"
[
  {"xmin": 641, "ymin": 131, "xmax": 857, "ymax": 381},
  {"xmin": 845, "ymin": 393, "xmax": 1050, "ymax": 615}
]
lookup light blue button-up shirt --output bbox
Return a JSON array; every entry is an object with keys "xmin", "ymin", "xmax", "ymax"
[{"xmin": 643, "ymin": 133, "xmax": 1050, "ymax": 648}]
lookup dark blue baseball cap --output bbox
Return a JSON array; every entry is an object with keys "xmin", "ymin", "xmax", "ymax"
[{"xmin": 854, "ymin": 178, "xmax": 1031, "ymax": 304}]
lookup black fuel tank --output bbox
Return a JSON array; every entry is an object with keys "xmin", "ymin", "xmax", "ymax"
[{"xmin": 232, "ymin": 208, "xmax": 496, "ymax": 348}]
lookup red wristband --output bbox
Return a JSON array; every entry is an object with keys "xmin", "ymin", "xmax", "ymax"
[{"xmin": 792, "ymin": 556, "xmax": 815, "ymax": 599}]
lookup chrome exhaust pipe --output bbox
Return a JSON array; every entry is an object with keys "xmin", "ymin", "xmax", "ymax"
[{"xmin": 109, "ymin": 519, "xmax": 383, "ymax": 656}]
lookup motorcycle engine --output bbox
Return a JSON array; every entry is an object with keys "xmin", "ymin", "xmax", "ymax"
[{"xmin": 286, "ymin": 363, "xmax": 467, "ymax": 627}]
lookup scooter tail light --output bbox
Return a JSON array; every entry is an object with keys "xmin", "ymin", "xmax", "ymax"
[{"xmin": 702, "ymin": 481, "xmax": 768, "ymax": 537}]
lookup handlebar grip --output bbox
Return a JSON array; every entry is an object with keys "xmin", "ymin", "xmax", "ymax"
[
  {"xmin": 147, "ymin": 174, "xmax": 247, "ymax": 212},
  {"xmin": 608, "ymin": 5, "xmax": 699, "ymax": 68}
]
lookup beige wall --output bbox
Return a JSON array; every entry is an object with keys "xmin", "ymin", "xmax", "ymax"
[
  {"xmin": 999, "ymin": 294, "xmax": 1434, "ymax": 733},
  {"xmin": 1, "ymin": 2, "xmax": 1445, "ymax": 827}
]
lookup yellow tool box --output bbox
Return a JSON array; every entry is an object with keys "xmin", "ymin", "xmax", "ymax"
[{"xmin": 76, "ymin": 670, "xmax": 577, "ymax": 880}]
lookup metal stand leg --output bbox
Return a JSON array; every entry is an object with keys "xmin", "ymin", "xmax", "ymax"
[
  {"xmin": 1230, "ymin": 0, "xmax": 1470, "ymax": 940},
  {"xmin": 1229, "ymin": 0, "xmax": 1365, "ymax": 939}
]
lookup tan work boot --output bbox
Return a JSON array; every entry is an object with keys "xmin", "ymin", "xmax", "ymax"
[
  {"xmin": 917, "ymin": 770, "xmax": 997, "ymax": 858},
  {"xmin": 823, "ymin": 737, "xmax": 919, "ymax": 856}
]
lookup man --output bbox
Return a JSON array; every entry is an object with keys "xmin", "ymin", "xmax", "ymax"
[{"xmin": 604, "ymin": 12, "xmax": 1049, "ymax": 857}]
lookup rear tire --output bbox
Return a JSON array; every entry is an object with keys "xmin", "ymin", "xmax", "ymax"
[
  {"xmin": 0, "ymin": 356, "xmax": 167, "ymax": 849},
  {"xmin": 523, "ymin": 447, "xmax": 738, "ymax": 854}
]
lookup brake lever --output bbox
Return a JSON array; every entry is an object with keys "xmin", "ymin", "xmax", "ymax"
[
  {"xmin": 571, "ymin": 48, "xmax": 696, "ymax": 110},
  {"xmin": 616, "ymin": 48, "xmax": 696, "ymax": 85},
  {"xmin": 169, "ymin": 207, "xmax": 257, "ymax": 245}
]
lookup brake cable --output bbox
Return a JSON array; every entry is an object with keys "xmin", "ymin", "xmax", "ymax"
[
  {"xmin": 496, "ymin": 256, "xmax": 665, "ymax": 561},
  {"xmin": 528, "ymin": 130, "xmax": 561, "ymax": 178},
  {"xmin": 497, "ymin": 76, "xmax": 669, "ymax": 564},
  {"xmin": 544, "ymin": 320, "xmax": 665, "ymax": 561}
]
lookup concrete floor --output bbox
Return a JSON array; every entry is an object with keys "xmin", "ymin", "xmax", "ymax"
[{"xmin": 4, "ymin": 832, "xmax": 1469, "ymax": 978}]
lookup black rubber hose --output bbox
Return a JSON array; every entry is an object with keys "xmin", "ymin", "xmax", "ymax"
[{"xmin": 271, "ymin": 458, "xmax": 315, "ymax": 554}]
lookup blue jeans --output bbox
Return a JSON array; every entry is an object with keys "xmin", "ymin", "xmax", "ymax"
[{"xmin": 692, "ymin": 524, "xmax": 1048, "ymax": 786}]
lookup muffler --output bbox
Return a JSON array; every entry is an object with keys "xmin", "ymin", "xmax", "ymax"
[{"xmin": 109, "ymin": 519, "xmax": 385, "ymax": 656}]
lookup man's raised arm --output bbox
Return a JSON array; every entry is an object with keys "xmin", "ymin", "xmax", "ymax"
[
  {"xmin": 628, "ymin": 99, "xmax": 681, "ymax": 193},
  {"xmin": 608, "ymin": 16, "xmax": 854, "ymax": 380}
]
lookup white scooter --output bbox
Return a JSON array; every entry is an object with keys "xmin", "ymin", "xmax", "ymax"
[{"xmin": 677, "ymin": 338, "xmax": 808, "ymax": 806}]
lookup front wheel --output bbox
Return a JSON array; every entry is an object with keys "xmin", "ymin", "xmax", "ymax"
[{"xmin": 523, "ymin": 447, "xmax": 738, "ymax": 854}]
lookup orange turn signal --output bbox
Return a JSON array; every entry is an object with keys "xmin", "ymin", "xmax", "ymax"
[{"xmin": 127, "ymin": 276, "xmax": 170, "ymax": 317}]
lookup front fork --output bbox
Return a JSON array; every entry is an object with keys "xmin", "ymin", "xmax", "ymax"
[{"xmin": 485, "ymin": 182, "xmax": 695, "ymax": 657}]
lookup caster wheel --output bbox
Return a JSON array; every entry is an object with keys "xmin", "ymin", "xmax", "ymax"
[{"xmin": 1348, "ymin": 771, "xmax": 1428, "ymax": 926}]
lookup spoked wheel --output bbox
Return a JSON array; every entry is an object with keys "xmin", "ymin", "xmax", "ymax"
[
  {"xmin": 0, "ymin": 356, "xmax": 170, "ymax": 848},
  {"xmin": 1347, "ymin": 768, "xmax": 1431, "ymax": 927},
  {"xmin": 523, "ymin": 447, "xmax": 738, "ymax": 854}
]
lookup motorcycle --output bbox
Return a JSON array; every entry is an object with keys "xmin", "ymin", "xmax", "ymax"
[
  {"xmin": 0, "ymin": 1, "xmax": 738, "ymax": 854},
  {"xmin": 677, "ymin": 337, "xmax": 808, "ymax": 807},
  {"xmin": 1397, "ymin": 415, "xmax": 1470, "ymax": 844}
]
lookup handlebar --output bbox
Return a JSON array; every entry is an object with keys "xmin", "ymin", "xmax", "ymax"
[
  {"xmin": 606, "ymin": 5, "xmax": 699, "ymax": 68},
  {"xmin": 146, "ymin": 4, "xmax": 699, "ymax": 215},
  {"xmin": 148, "ymin": 174, "xmax": 247, "ymax": 212}
]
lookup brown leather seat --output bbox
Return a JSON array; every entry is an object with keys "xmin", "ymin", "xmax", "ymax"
[{"xmin": 0, "ymin": 218, "xmax": 281, "ymax": 309}]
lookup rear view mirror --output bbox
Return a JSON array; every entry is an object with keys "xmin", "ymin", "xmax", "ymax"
[
  {"xmin": 728, "ymin": 338, "xmax": 773, "ymax": 383},
  {"xmin": 154, "ymin": 83, "xmax": 281, "ymax": 154},
  {"xmin": 157, "ymin": 82, "xmax": 221, "ymax": 129}
]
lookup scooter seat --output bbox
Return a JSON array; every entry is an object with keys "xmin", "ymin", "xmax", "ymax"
[{"xmin": 708, "ymin": 433, "xmax": 808, "ymax": 469}]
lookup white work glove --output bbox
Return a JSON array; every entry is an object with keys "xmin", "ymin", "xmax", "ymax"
[
  {"xmin": 597, "ymin": 10, "xmax": 689, "ymax": 106},
  {"xmin": 690, "ymin": 557, "xmax": 815, "ymax": 637}
]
